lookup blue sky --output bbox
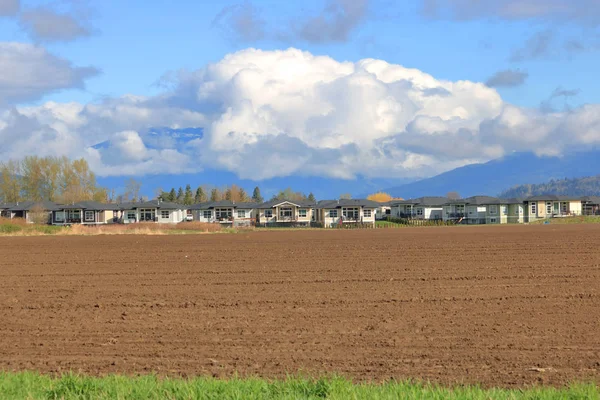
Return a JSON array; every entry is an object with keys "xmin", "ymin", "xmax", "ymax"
[{"xmin": 0, "ymin": 0, "xmax": 599, "ymax": 196}]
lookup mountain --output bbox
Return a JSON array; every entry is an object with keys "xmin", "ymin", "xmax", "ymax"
[
  {"xmin": 499, "ymin": 175, "xmax": 600, "ymax": 198},
  {"xmin": 376, "ymin": 151, "xmax": 600, "ymax": 199}
]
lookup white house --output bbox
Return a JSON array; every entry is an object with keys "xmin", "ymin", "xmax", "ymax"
[
  {"xmin": 255, "ymin": 199, "xmax": 316, "ymax": 226},
  {"xmin": 117, "ymin": 200, "xmax": 187, "ymax": 224},
  {"xmin": 390, "ymin": 197, "xmax": 448, "ymax": 220},
  {"xmin": 190, "ymin": 201, "xmax": 257, "ymax": 226},
  {"xmin": 315, "ymin": 199, "xmax": 378, "ymax": 227}
]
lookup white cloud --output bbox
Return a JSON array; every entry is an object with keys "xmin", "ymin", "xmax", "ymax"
[
  {"xmin": 19, "ymin": 7, "xmax": 92, "ymax": 42},
  {"xmin": 0, "ymin": 42, "xmax": 98, "ymax": 105},
  {"xmin": 1, "ymin": 48, "xmax": 600, "ymax": 180}
]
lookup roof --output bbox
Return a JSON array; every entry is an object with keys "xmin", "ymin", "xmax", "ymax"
[
  {"xmin": 581, "ymin": 196, "xmax": 600, "ymax": 205},
  {"xmin": 60, "ymin": 201, "xmax": 120, "ymax": 211},
  {"xmin": 188, "ymin": 201, "xmax": 258, "ymax": 210},
  {"xmin": 116, "ymin": 199, "xmax": 185, "ymax": 210},
  {"xmin": 446, "ymin": 196, "xmax": 503, "ymax": 206},
  {"xmin": 8, "ymin": 201, "xmax": 62, "ymax": 211},
  {"xmin": 525, "ymin": 195, "xmax": 581, "ymax": 202},
  {"xmin": 391, "ymin": 197, "xmax": 449, "ymax": 207},
  {"xmin": 316, "ymin": 199, "xmax": 380, "ymax": 209},
  {"xmin": 0, "ymin": 202, "xmax": 16, "ymax": 210},
  {"xmin": 257, "ymin": 199, "xmax": 316, "ymax": 209}
]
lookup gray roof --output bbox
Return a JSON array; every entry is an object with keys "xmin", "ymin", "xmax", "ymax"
[
  {"xmin": 391, "ymin": 197, "xmax": 449, "ymax": 207},
  {"xmin": 257, "ymin": 199, "xmax": 316, "ymax": 209},
  {"xmin": 116, "ymin": 199, "xmax": 185, "ymax": 210},
  {"xmin": 8, "ymin": 201, "xmax": 62, "ymax": 211},
  {"xmin": 581, "ymin": 196, "xmax": 600, "ymax": 205},
  {"xmin": 0, "ymin": 202, "xmax": 16, "ymax": 210},
  {"xmin": 525, "ymin": 195, "xmax": 581, "ymax": 202},
  {"xmin": 316, "ymin": 199, "xmax": 380, "ymax": 209},
  {"xmin": 189, "ymin": 201, "xmax": 258, "ymax": 210},
  {"xmin": 60, "ymin": 201, "xmax": 120, "ymax": 211},
  {"xmin": 446, "ymin": 196, "xmax": 503, "ymax": 206}
]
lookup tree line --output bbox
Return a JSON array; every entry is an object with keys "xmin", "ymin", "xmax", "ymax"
[{"xmin": 1, "ymin": 156, "xmax": 411, "ymax": 205}]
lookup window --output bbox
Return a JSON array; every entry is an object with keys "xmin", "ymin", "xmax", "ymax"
[
  {"xmin": 364, "ymin": 209, "xmax": 372, "ymax": 218},
  {"xmin": 161, "ymin": 210, "xmax": 170, "ymax": 219},
  {"xmin": 561, "ymin": 202, "xmax": 568, "ymax": 213},
  {"xmin": 237, "ymin": 210, "xmax": 246, "ymax": 218},
  {"xmin": 477, "ymin": 206, "xmax": 487, "ymax": 213},
  {"xmin": 203, "ymin": 210, "xmax": 212, "ymax": 219},
  {"xmin": 490, "ymin": 218, "xmax": 497, "ymax": 223},
  {"xmin": 329, "ymin": 209, "xmax": 338, "ymax": 218},
  {"xmin": 546, "ymin": 202, "xmax": 552, "ymax": 214},
  {"xmin": 489, "ymin": 205, "xmax": 497, "ymax": 215},
  {"xmin": 67, "ymin": 209, "xmax": 81, "ymax": 221},
  {"xmin": 456, "ymin": 205, "xmax": 465, "ymax": 214},
  {"xmin": 298, "ymin": 209, "xmax": 307, "ymax": 218},
  {"xmin": 140, "ymin": 209, "xmax": 155, "ymax": 221},
  {"xmin": 342, "ymin": 207, "xmax": 359, "ymax": 219},
  {"xmin": 502, "ymin": 206, "xmax": 508, "ymax": 215},
  {"xmin": 84, "ymin": 211, "xmax": 95, "ymax": 221},
  {"xmin": 516, "ymin": 206, "xmax": 522, "ymax": 214},
  {"xmin": 531, "ymin": 203, "xmax": 537, "ymax": 215},
  {"xmin": 280, "ymin": 207, "xmax": 293, "ymax": 218},
  {"xmin": 264, "ymin": 209, "xmax": 273, "ymax": 218},
  {"xmin": 55, "ymin": 211, "xmax": 65, "ymax": 222},
  {"xmin": 416, "ymin": 208, "xmax": 423, "ymax": 216},
  {"xmin": 126, "ymin": 211, "xmax": 136, "ymax": 220},
  {"xmin": 216, "ymin": 208, "xmax": 232, "ymax": 219}
]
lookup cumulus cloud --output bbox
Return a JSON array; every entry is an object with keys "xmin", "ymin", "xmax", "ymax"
[
  {"xmin": 485, "ymin": 69, "xmax": 528, "ymax": 88},
  {"xmin": 0, "ymin": 42, "xmax": 98, "ymax": 105},
  {"xmin": 0, "ymin": 0, "xmax": 19, "ymax": 16},
  {"xmin": 19, "ymin": 7, "xmax": 92, "ymax": 42},
  {"xmin": 1, "ymin": 48, "xmax": 600, "ymax": 180}
]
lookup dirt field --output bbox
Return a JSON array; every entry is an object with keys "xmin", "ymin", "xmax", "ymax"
[{"xmin": 1, "ymin": 225, "xmax": 599, "ymax": 387}]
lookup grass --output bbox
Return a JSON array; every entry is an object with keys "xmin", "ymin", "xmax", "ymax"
[
  {"xmin": 530, "ymin": 216, "xmax": 600, "ymax": 225},
  {"xmin": 0, "ymin": 372, "xmax": 597, "ymax": 400}
]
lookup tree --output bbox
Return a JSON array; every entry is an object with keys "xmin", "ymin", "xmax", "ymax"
[
  {"xmin": 367, "ymin": 192, "xmax": 393, "ymax": 203},
  {"xmin": 307, "ymin": 193, "xmax": 316, "ymax": 203},
  {"xmin": 252, "ymin": 186, "xmax": 263, "ymax": 203},
  {"xmin": 238, "ymin": 187, "xmax": 248, "ymax": 202},
  {"xmin": 210, "ymin": 188, "xmax": 220, "ymax": 202},
  {"xmin": 0, "ymin": 160, "xmax": 22, "ymax": 203},
  {"xmin": 29, "ymin": 204, "xmax": 49, "ymax": 225},
  {"xmin": 168, "ymin": 188, "xmax": 177, "ymax": 202},
  {"xmin": 224, "ymin": 188, "xmax": 233, "ymax": 201},
  {"xmin": 124, "ymin": 178, "xmax": 142, "ymax": 202},
  {"xmin": 183, "ymin": 184, "xmax": 193, "ymax": 205},
  {"xmin": 176, "ymin": 187, "xmax": 184, "ymax": 203},
  {"xmin": 272, "ymin": 187, "xmax": 306, "ymax": 202},
  {"xmin": 194, "ymin": 186, "xmax": 206, "ymax": 203},
  {"xmin": 339, "ymin": 193, "xmax": 352, "ymax": 200},
  {"xmin": 446, "ymin": 191, "xmax": 461, "ymax": 200}
]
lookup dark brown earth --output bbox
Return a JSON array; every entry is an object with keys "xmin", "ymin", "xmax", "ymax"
[{"xmin": 0, "ymin": 225, "xmax": 599, "ymax": 387}]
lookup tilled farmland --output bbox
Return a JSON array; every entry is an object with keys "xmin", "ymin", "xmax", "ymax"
[{"xmin": 0, "ymin": 225, "xmax": 599, "ymax": 387}]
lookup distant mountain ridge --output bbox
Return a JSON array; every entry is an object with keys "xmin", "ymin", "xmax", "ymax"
[
  {"xmin": 375, "ymin": 151, "xmax": 600, "ymax": 199},
  {"xmin": 499, "ymin": 175, "xmax": 600, "ymax": 198}
]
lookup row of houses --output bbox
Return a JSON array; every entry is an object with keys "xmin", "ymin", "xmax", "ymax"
[
  {"xmin": 378, "ymin": 195, "xmax": 600, "ymax": 224},
  {"xmin": 0, "ymin": 198, "xmax": 381, "ymax": 227},
  {"xmin": 2, "ymin": 195, "xmax": 600, "ymax": 227}
]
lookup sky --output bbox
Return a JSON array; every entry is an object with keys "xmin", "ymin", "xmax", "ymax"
[{"xmin": 1, "ymin": 0, "xmax": 599, "ymax": 189}]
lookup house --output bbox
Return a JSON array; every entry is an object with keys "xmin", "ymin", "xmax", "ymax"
[
  {"xmin": 315, "ymin": 199, "xmax": 379, "ymax": 227},
  {"xmin": 581, "ymin": 196, "xmax": 600, "ymax": 216},
  {"xmin": 5, "ymin": 201, "xmax": 62, "ymax": 223},
  {"xmin": 189, "ymin": 201, "xmax": 257, "ymax": 226},
  {"xmin": 391, "ymin": 197, "xmax": 448, "ymax": 220},
  {"xmin": 52, "ymin": 201, "xmax": 121, "ymax": 225},
  {"xmin": 375, "ymin": 201, "xmax": 393, "ymax": 220},
  {"xmin": 117, "ymin": 200, "xmax": 187, "ymax": 224},
  {"xmin": 256, "ymin": 199, "xmax": 316, "ymax": 226},
  {"xmin": 443, "ymin": 196, "xmax": 525, "ymax": 224},
  {"xmin": 0, "ymin": 203, "xmax": 16, "ymax": 219},
  {"xmin": 524, "ymin": 196, "xmax": 582, "ymax": 222}
]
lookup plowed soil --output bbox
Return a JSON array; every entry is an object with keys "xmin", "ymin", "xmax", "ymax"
[{"xmin": 1, "ymin": 225, "xmax": 599, "ymax": 387}]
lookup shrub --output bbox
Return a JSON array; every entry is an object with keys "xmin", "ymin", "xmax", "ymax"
[{"xmin": 0, "ymin": 224, "xmax": 22, "ymax": 234}]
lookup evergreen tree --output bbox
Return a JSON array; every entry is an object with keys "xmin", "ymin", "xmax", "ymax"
[
  {"xmin": 168, "ymin": 188, "xmax": 176, "ymax": 202},
  {"xmin": 176, "ymin": 187, "xmax": 184, "ymax": 203},
  {"xmin": 307, "ymin": 192, "xmax": 316, "ymax": 203},
  {"xmin": 183, "ymin": 184, "xmax": 193, "ymax": 205},
  {"xmin": 252, "ymin": 186, "xmax": 263, "ymax": 203},
  {"xmin": 194, "ymin": 186, "xmax": 206, "ymax": 203},
  {"xmin": 210, "ymin": 188, "xmax": 220, "ymax": 202}
]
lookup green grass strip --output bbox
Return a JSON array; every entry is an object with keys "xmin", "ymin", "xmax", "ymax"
[{"xmin": 0, "ymin": 372, "xmax": 597, "ymax": 400}]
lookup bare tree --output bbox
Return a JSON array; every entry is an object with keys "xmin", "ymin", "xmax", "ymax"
[{"xmin": 447, "ymin": 191, "xmax": 461, "ymax": 200}]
